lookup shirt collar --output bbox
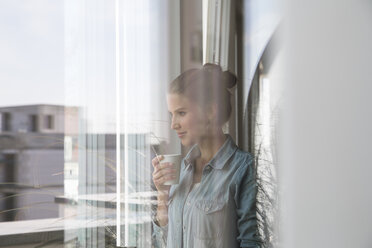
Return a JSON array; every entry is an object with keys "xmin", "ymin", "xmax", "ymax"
[{"xmin": 184, "ymin": 134, "xmax": 237, "ymax": 170}]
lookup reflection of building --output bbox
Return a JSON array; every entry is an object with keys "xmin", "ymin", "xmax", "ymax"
[
  {"xmin": 0, "ymin": 104, "xmax": 78, "ymax": 222},
  {"xmin": 60, "ymin": 132, "xmax": 153, "ymax": 248},
  {"xmin": 0, "ymin": 104, "xmax": 68, "ymax": 133}
]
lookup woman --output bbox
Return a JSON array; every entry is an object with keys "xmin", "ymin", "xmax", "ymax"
[{"xmin": 152, "ymin": 64, "xmax": 261, "ymax": 248}]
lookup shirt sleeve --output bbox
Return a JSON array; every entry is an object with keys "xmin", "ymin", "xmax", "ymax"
[
  {"xmin": 152, "ymin": 180, "xmax": 177, "ymax": 248},
  {"xmin": 235, "ymin": 155, "xmax": 262, "ymax": 248},
  {"xmin": 152, "ymin": 220, "xmax": 168, "ymax": 248}
]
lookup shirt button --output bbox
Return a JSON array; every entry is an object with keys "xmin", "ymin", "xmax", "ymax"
[
  {"xmin": 186, "ymin": 201, "xmax": 190, "ymax": 206},
  {"xmin": 183, "ymin": 226, "xmax": 186, "ymax": 231}
]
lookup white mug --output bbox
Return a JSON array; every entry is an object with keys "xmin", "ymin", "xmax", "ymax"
[{"xmin": 161, "ymin": 154, "xmax": 182, "ymax": 185}]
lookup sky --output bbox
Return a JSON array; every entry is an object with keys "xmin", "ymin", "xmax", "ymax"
[
  {"xmin": 0, "ymin": 0, "xmax": 170, "ymax": 135},
  {"xmin": 0, "ymin": 0, "xmax": 278, "ymax": 135},
  {"xmin": 0, "ymin": 0, "xmax": 65, "ymax": 107}
]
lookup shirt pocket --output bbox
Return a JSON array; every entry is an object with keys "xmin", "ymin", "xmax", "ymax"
[{"xmin": 193, "ymin": 199, "xmax": 227, "ymax": 239}]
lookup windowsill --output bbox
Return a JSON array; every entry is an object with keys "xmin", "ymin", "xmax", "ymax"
[
  {"xmin": 0, "ymin": 217, "xmax": 116, "ymax": 246},
  {"xmin": 0, "ymin": 217, "xmax": 116, "ymax": 236},
  {"xmin": 0, "ymin": 192, "xmax": 158, "ymax": 246},
  {"xmin": 55, "ymin": 191, "xmax": 158, "ymax": 208}
]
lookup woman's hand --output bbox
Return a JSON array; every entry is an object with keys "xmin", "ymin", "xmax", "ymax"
[
  {"xmin": 152, "ymin": 155, "xmax": 176, "ymax": 193},
  {"xmin": 152, "ymin": 155, "xmax": 176, "ymax": 226}
]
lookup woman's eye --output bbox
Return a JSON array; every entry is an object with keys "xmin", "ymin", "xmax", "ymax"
[{"xmin": 179, "ymin": 112, "xmax": 186, "ymax": 116}]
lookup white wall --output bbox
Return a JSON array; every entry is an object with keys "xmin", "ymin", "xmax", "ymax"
[
  {"xmin": 17, "ymin": 149, "xmax": 64, "ymax": 186},
  {"xmin": 280, "ymin": 0, "xmax": 372, "ymax": 247}
]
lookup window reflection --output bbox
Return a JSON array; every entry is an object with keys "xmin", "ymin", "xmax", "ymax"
[{"xmin": 0, "ymin": 0, "xmax": 280, "ymax": 247}]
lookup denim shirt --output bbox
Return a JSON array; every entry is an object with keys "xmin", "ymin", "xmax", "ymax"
[{"xmin": 153, "ymin": 135, "xmax": 261, "ymax": 248}]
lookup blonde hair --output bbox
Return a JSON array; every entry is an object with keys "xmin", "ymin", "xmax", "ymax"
[{"xmin": 169, "ymin": 63, "xmax": 237, "ymax": 125}]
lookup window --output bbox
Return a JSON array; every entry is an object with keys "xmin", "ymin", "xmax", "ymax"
[
  {"xmin": 30, "ymin": 115, "xmax": 38, "ymax": 132},
  {"xmin": 45, "ymin": 115, "xmax": 54, "ymax": 130},
  {"xmin": 0, "ymin": 0, "xmax": 280, "ymax": 247},
  {"xmin": 1, "ymin": 112, "xmax": 11, "ymax": 132},
  {"xmin": 0, "ymin": 154, "xmax": 16, "ymax": 222}
]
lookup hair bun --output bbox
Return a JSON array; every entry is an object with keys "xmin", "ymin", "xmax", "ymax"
[
  {"xmin": 202, "ymin": 63, "xmax": 237, "ymax": 89},
  {"xmin": 202, "ymin": 63, "xmax": 222, "ymax": 73},
  {"xmin": 222, "ymin": 71, "xmax": 237, "ymax": 89}
]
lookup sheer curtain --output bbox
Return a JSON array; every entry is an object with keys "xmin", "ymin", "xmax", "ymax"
[
  {"xmin": 115, "ymin": 0, "xmax": 181, "ymax": 247},
  {"xmin": 64, "ymin": 0, "xmax": 181, "ymax": 247}
]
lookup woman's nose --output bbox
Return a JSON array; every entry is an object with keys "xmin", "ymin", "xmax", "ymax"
[{"xmin": 171, "ymin": 117, "xmax": 179, "ymax": 130}]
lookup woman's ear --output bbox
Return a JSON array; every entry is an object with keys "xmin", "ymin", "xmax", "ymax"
[{"xmin": 206, "ymin": 103, "xmax": 218, "ymax": 124}]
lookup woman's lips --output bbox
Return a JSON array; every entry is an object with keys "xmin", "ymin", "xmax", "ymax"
[{"xmin": 177, "ymin": 132, "xmax": 186, "ymax": 138}]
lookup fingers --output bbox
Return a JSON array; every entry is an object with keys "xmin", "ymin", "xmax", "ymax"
[
  {"xmin": 153, "ymin": 166, "xmax": 176, "ymax": 180},
  {"xmin": 154, "ymin": 162, "xmax": 175, "ymax": 173},
  {"xmin": 152, "ymin": 161, "xmax": 176, "ymax": 187},
  {"xmin": 153, "ymin": 173, "xmax": 176, "ymax": 186},
  {"xmin": 152, "ymin": 155, "xmax": 164, "ymax": 168}
]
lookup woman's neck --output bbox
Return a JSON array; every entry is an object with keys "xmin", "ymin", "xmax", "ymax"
[{"xmin": 197, "ymin": 130, "xmax": 227, "ymax": 167}]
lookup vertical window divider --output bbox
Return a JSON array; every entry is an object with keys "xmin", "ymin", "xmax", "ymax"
[{"xmin": 115, "ymin": 0, "xmax": 121, "ymax": 246}]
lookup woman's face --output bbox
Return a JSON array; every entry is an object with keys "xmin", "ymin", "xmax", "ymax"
[{"xmin": 167, "ymin": 93, "xmax": 209, "ymax": 147}]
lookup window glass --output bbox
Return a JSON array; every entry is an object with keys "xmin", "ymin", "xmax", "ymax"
[
  {"xmin": 3, "ymin": 113, "xmax": 11, "ymax": 131},
  {"xmin": 0, "ymin": 1, "xmax": 66, "ymax": 246},
  {"xmin": 45, "ymin": 115, "xmax": 54, "ymax": 130},
  {"xmin": 0, "ymin": 0, "xmax": 281, "ymax": 247},
  {"xmin": 30, "ymin": 114, "xmax": 38, "ymax": 132}
]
